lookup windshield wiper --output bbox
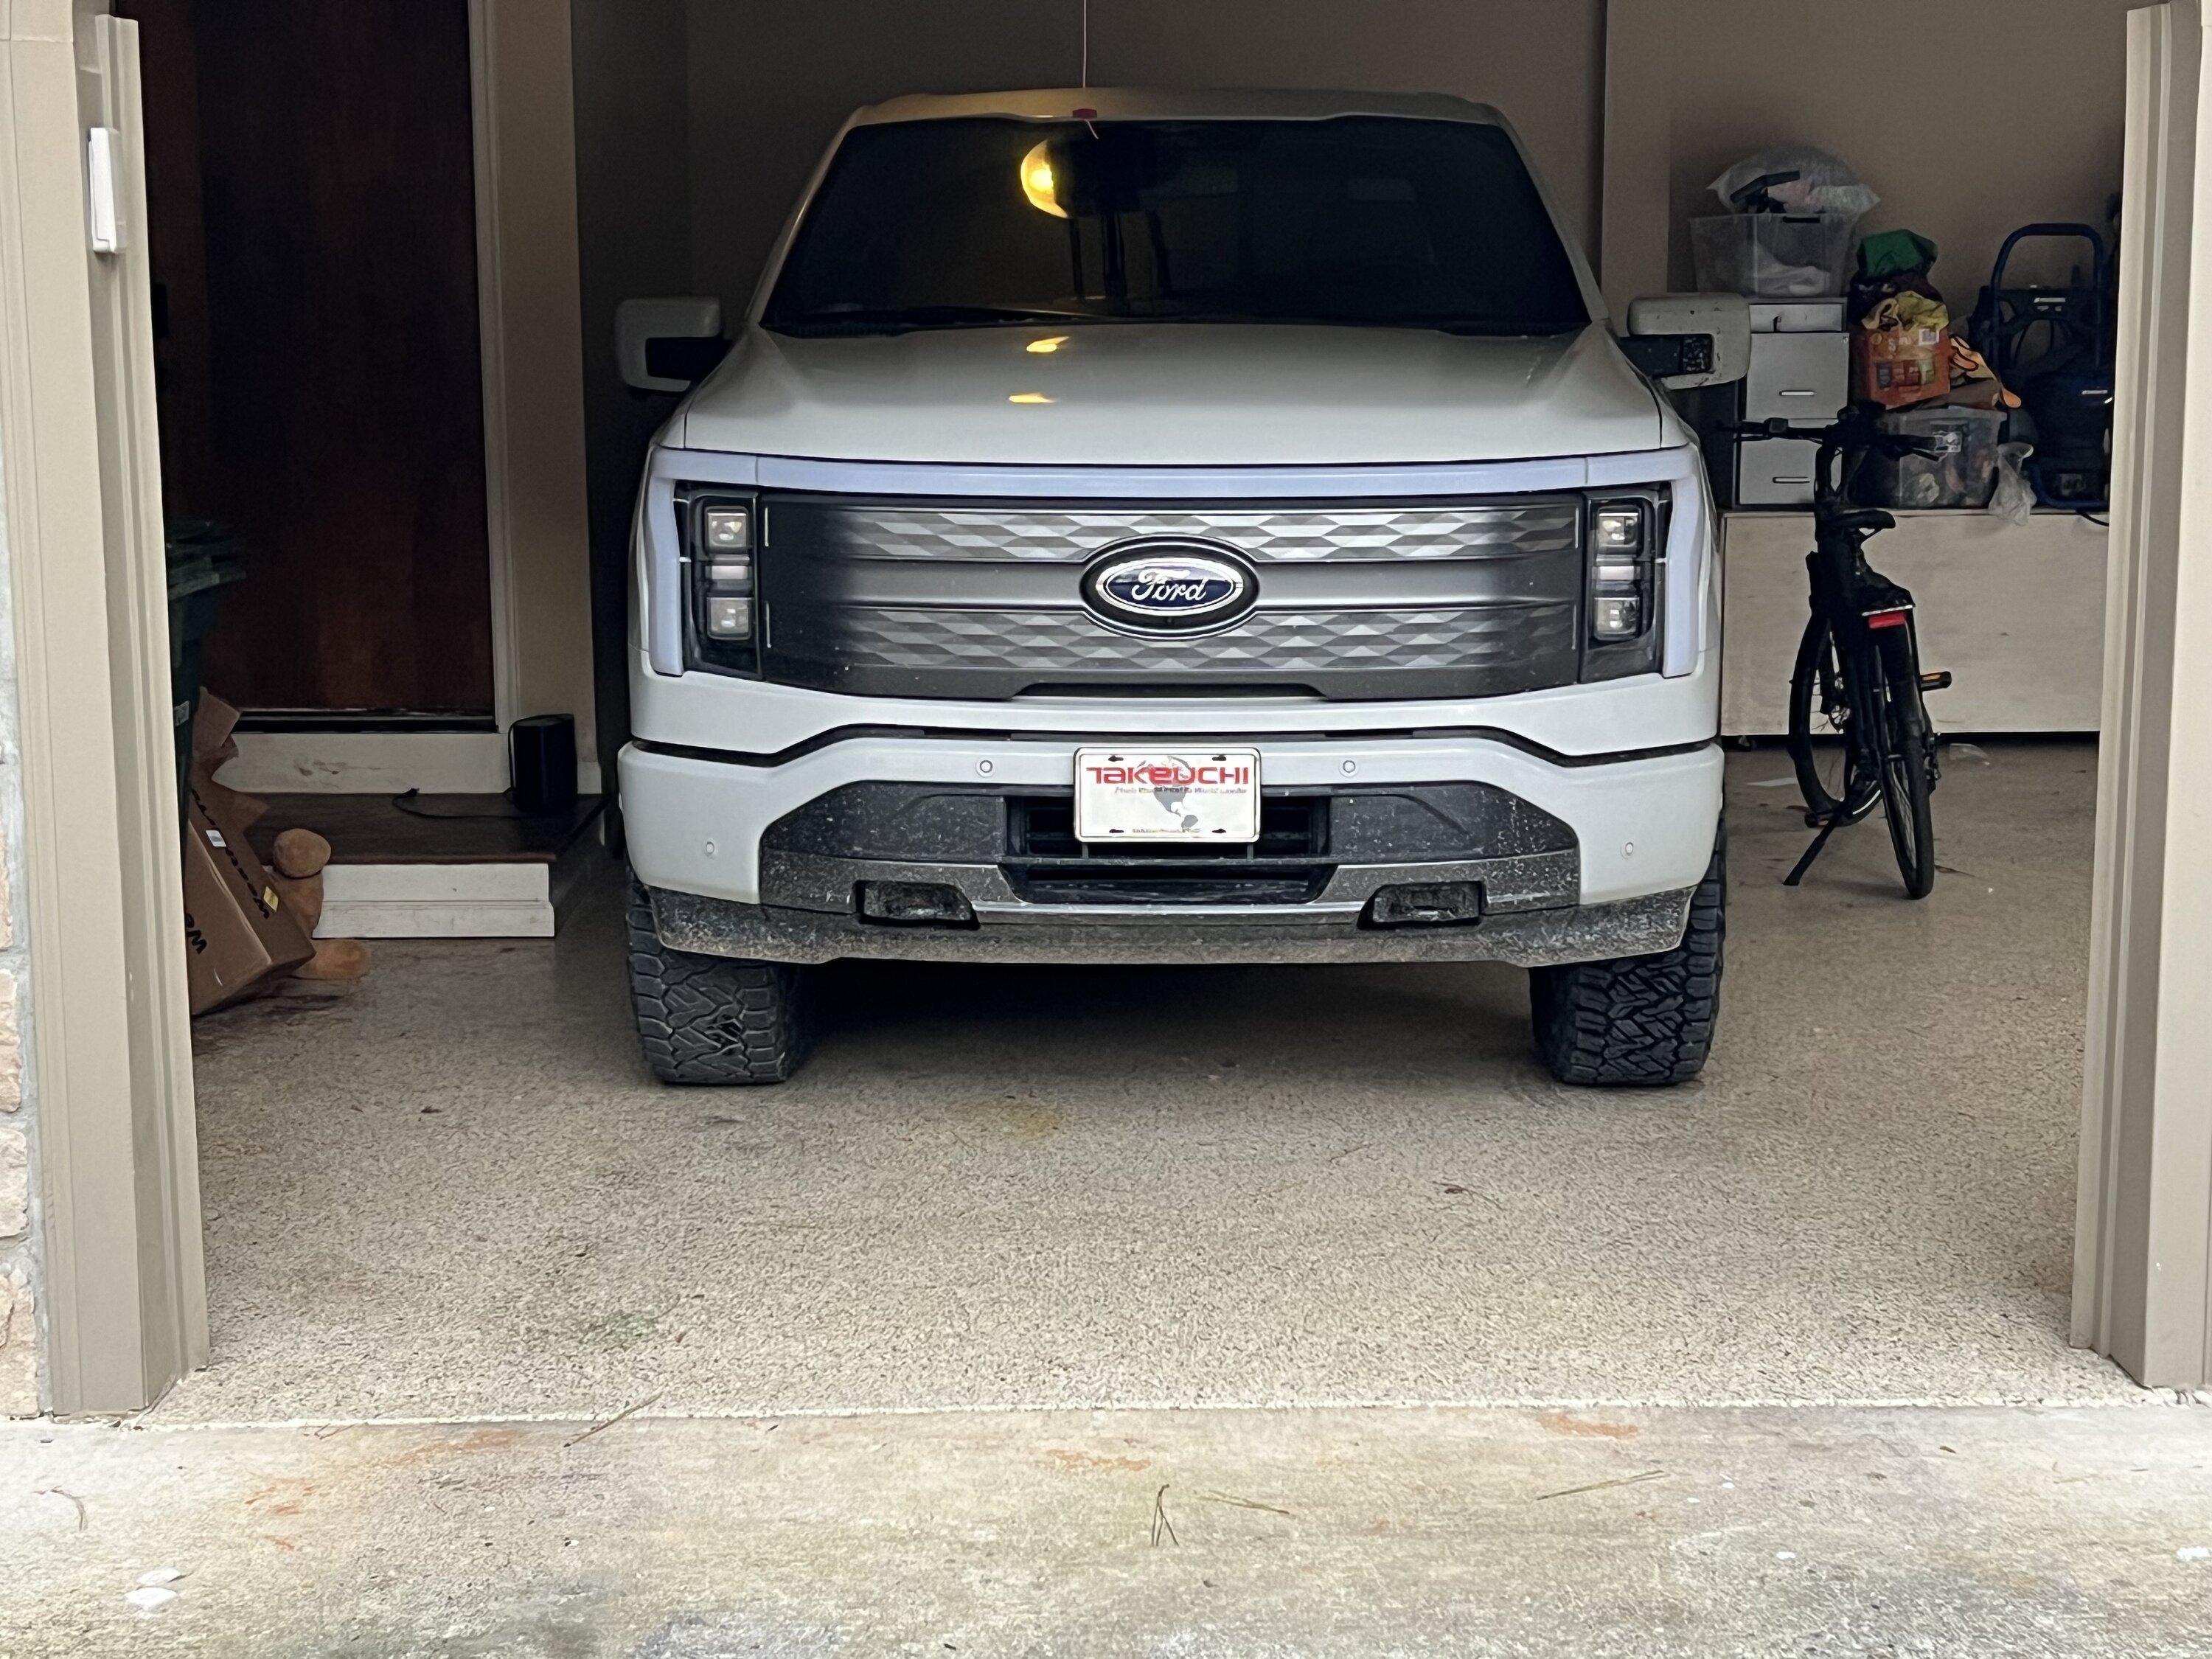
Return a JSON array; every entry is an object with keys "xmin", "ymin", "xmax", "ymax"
[
  {"xmin": 1424, "ymin": 317, "xmax": 1575, "ymax": 337},
  {"xmin": 768, "ymin": 304, "xmax": 1102, "ymax": 336},
  {"xmin": 1122, "ymin": 312, "xmax": 1568, "ymax": 336},
  {"xmin": 765, "ymin": 305, "xmax": 1579, "ymax": 338}
]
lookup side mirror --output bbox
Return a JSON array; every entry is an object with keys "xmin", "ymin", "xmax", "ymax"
[
  {"xmin": 1621, "ymin": 293, "xmax": 1752, "ymax": 389},
  {"xmin": 617, "ymin": 296, "xmax": 729, "ymax": 394}
]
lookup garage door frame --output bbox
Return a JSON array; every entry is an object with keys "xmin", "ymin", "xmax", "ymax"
[
  {"xmin": 2073, "ymin": 0, "xmax": 2212, "ymax": 1391},
  {"xmin": 0, "ymin": 0, "xmax": 204, "ymax": 1414},
  {"xmin": 6, "ymin": 0, "xmax": 2210, "ymax": 1413}
]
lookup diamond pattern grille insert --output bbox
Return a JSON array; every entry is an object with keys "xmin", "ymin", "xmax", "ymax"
[
  {"xmin": 757, "ymin": 492, "xmax": 1587, "ymax": 701},
  {"xmin": 771, "ymin": 500, "xmax": 1579, "ymax": 563},
  {"xmin": 773, "ymin": 605, "xmax": 1576, "ymax": 676}
]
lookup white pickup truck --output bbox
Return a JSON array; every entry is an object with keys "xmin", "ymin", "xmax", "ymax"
[{"xmin": 616, "ymin": 88, "xmax": 1742, "ymax": 1088}]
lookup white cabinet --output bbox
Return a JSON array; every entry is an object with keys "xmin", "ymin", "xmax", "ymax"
[
  {"xmin": 1734, "ymin": 302, "xmax": 1851, "ymax": 507},
  {"xmin": 1735, "ymin": 436, "xmax": 1825, "ymax": 506},
  {"xmin": 1742, "ymin": 332, "xmax": 1851, "ymax": 422},
  {"xmin": 1719, "ymin": 509, "xmax": 2108, "ymax": 735}
]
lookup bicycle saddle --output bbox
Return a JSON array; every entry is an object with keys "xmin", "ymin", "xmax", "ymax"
[{"xmin": 1818, "ymin": 506, "xmax": 1897, "ymax": 537}]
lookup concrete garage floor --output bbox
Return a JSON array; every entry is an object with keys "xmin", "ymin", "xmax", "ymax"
[
  {"xmin": 15, "ymin": 739, "xmax": 2212, "ymax": 1658},
  {"xmin": 153, "ymin": 740, "xmax": 2132, "ymax": 1422}
]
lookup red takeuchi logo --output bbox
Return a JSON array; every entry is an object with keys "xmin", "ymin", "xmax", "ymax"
[{"xmin": 1084, "ymin": 759, "xmax": 1252, "ymax": 786}]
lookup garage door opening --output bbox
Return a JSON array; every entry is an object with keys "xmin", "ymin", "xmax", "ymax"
[
  {"xmin": 17, "ymin": 0, "xmax": 2199, "ymax": 1425},
  {"xmin": 94, "ymin": 1, "xmax": 2147, "ymax": 1427}
]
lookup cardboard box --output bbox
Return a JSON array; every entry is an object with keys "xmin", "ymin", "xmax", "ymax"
[
  {"xmin": 182, "ymin": 790, "xmax": 313, "ymax": 1015},
  {"xmin": 192, "ymin": 688, "xmax": 242, "ymax": 762},
  {"xmin": 190, "ymin": 690, "xmax": 267, "ymax": 830}
]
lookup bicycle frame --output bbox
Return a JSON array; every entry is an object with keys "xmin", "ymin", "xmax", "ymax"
[
  {"xmin": 1767, "ymin": 406, "xmax": 1947, "ymax": 896},
  {"xmin": 1806, "ymin": 434, "xmax": 1914, "ymax": 788}
]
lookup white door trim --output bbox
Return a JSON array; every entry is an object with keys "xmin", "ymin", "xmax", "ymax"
[{"xmin": 467, "ymin": 0, "xmax": 598, "ymax": 795}]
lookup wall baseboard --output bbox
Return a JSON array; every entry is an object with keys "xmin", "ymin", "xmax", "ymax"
[{"xmin": 223, "ymin": 730, "xmax": 602, "ymax": 796}]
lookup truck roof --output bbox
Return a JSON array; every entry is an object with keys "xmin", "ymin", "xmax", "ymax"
[{"xmin": 851, "ymin": 88, "xmax": 1508, "ymax": 128}]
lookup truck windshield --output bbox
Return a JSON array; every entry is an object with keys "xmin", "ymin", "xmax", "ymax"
[{"xmin": 762, "ymin": 116, "xmax": 1590, "ymax": 338}]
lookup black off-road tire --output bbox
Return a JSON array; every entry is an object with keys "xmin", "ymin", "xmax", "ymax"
[
  {"xmin": 1528, "ymin": 829, "xmax": 1725, "ymax": 1088},
  {"xmin": 626, "ymin": 878, "xmax": 814, "ymax": 1085}
]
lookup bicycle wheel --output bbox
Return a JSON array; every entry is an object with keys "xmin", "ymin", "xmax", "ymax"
[
  {"xmin": 1787, "ymin": 614, "xmax": 1882, "ymax": 826},
  {"xmin": 1874, "ymin": 654, "xmax": 1937, "ymax": 900}
]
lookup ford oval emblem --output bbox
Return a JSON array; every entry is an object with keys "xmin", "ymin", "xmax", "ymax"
[{"xmin": 1081, "ymin": 540, "xmax": 1257, "ymax": 634}]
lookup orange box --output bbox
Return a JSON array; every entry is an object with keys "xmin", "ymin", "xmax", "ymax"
[{"xmin": 1856, "ymin": 322, "xmax": 1952, "ymax": 409}]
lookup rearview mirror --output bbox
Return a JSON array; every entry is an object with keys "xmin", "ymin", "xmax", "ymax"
[
  {"xmin": 617, "ymin": 296, "xmax": 728, "ymax": 393},
  {"xmin": 1621, "ymin": 293, "xmax": 1751, "ymax": 389}
]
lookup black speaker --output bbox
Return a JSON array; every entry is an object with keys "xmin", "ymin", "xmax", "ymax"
[{"xmin": 509, "ymin": 714, "xmax": 577, "ymax": 815}]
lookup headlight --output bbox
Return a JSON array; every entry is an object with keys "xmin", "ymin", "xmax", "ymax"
[
  {"xmin": 1587, "ymin": 501, "xmax": 1650, "ymax": 641},
  {"xmin": 1580, "ymin": 489, "xmax": 1666, "ymax": 682},
  {"xmin": 682, "ymin": 490, "xmax": 759, "ymax": 675}
]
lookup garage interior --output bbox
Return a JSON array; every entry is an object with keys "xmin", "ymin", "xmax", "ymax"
[
  {"xmin": 115, "ymin": 0, "xmax": 2135, "ymax": 1419},
  {"xmin": 10, "ymin": 0, "xmax": 2212, "ymax": 1648}
]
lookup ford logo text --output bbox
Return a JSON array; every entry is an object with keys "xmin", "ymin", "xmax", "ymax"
[{"xmin": 1080, "ymin": 541, "xmax": 1257, "ymax": 634}]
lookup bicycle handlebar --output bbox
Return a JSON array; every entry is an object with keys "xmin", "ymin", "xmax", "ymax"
[{"xmin": 1732, "ymin": 414, "xmax": 1944, "ymax": 462}]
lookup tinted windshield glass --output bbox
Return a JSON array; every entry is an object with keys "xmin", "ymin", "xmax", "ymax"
[{"xmin": 762, "ymin": 116, "xmax": 1590, "ymax": 337}]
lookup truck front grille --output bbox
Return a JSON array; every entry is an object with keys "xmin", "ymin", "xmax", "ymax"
[
  {"xmin": 755, "ymin": 494, "xmax": 1586, "ymax": 702},
  {"xmin": 1009, "ymin": 794, "xmax": 1327, "ymax": 860},
  {"xmin": 1004, "ymin": 794, "xmax": 1332, "ymax": 905}
]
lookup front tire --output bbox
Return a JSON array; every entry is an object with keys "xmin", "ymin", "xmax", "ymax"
[
  {"xmin": 1787, "ymin": 615, "xmax": 1880, "ymax": 827},
  {"xmin": 1529, "ymin": 830, "xmax": 1725, "ymax": 1087},
  {"xmin": 626, "ymin": 878, "xmax": 814, "ymax": 1085}
]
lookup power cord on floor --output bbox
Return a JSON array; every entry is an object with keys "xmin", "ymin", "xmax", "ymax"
[{"xmin": 391, "ymin": 787, "xmax": 529, "ymax": 821}]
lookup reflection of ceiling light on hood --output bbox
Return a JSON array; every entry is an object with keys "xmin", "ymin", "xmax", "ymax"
[
  {"xmin": 1008, "ymin": 392, "xmax": 1054, "ymax": 404},
  {"xmin": 1020, "ymin": 142, "xmax": 1065, "ymax": 218},
  {"xmin": 1026, "ymin": 335, "xmax": 1069, "ymax": 354}
]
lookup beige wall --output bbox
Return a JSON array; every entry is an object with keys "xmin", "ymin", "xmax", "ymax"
[
  {"xmin": 1658, "ymin": 0, "xmax": 2135, "ymax": 300},
  {"xmin": 683, "ymin": 0, "xmax": 1605, "ymax": 318}
]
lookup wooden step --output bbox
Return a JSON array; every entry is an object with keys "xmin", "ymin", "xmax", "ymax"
[{"xmin": 245, "ymin": 793, "xmax": 609, "ymax": 939}]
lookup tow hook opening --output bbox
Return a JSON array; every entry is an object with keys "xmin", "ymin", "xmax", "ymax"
[
  {"xmin": 1364, "ymin": 881, "xmax": 1485, "ymax": 929},
  {"xmin": 856, "ymin": 881, "xmax": 978, "ymax": 929}
]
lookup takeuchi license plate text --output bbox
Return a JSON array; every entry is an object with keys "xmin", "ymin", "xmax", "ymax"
[
  {"xmin": 1073, "ymin": 747, "xmax": 1263, "ymax": 844},
  {"xmin": 1082, "ymin": 759, "xmax": 1251, "ymax": 787}
]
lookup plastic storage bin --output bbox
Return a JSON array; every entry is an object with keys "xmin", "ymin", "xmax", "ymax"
[
  {"xmin": 1862, "ymin": 406, "xmax": 2007, "ymax": 509},
  {"xmin": 1691, "ymin": 215, "xmax": 1858, "ymax": 299},
  {"xmin": 165, "ymin": 520, "xmax": 245, "ymax": 825}
]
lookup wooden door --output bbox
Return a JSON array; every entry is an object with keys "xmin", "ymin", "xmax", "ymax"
[{"xmin": 122, "ymin": 0, "xmax": 495, "ymax": 718}]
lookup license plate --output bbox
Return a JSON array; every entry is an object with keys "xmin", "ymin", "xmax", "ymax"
[{"xmin": 1074, "ymin": 747, "xmax": 1261, "ymax": 844}]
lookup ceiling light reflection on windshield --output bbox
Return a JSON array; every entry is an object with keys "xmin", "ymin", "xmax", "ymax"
[{"xmin": 1020, "ymin": 142, "xmax": 1065, "ymax": 218}]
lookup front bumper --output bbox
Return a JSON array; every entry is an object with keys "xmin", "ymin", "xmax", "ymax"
[
  {"xmin": 644, "ymin": 883, "xmax": 1697, "ymax": 968},
  {"xmin": 620, "ymin": 732, "xmax": 1722, "ymax": 968}
]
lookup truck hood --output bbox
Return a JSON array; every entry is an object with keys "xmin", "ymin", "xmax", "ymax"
[{"xmin": 674, "ymin": 321, "xmax": 1666, "ymax": 467}]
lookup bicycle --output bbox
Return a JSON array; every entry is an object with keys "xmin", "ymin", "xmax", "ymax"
[{"xmin": 1738, "ymin": 406, "xmax": 1953, "ymax": 900}]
